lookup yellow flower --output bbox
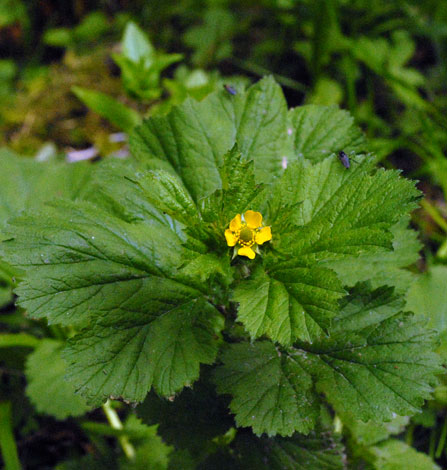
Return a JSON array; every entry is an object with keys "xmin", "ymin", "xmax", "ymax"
[{"xmin": 225, "ymin": 210, "xmax": 272, "ymax": 259}]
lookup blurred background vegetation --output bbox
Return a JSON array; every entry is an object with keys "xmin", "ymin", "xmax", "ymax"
[{"xmin": 2, "ymin": 0, "xmax": 447, "ymax": 468}]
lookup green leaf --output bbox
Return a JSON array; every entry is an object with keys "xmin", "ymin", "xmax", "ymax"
[
  {"xmin": 73, "ymin": 11, "xmax": 110, "ymax": 43},
  {"xmin": 114, "ymin": 22, "xmax": 182, "ymax": 101},
  {"xmin": 275, "ymin": 160, "xmax": 420, "ymax": 262},
  {"xmin": 129, "ymin": 170, "xmax": 199, "ymax": 226},
  {"xmin": 216, "ymin": 286, "xmax": 440, "ymax": 436},
  {"xmin": 43, "ymin": 28, "xmax": 73, "ymax": 47},
  {"xmin": 72, "ymin": 86, "xmax": 141, "ymax": 133},
  {"xmin": 368, "ymin": 439, "xmax": 440, "ymax": 470},
  {"xmin": 406, "ymin": 265, "xmax": 447, "ymax": 360},
  {"xmin": 119, "ymin": 418, "xmax": 172, "ymax": 470},
  {"xmin": 286, "ymin": 104, "xmax": 366, "ymax": 163},
  {"xmin": 298, "ymin": 289, "xmax": 441, "ymax": 423},
  {"xmin": 130, "ymin": 76, "xmax": 287, "ymax": 201},
  {"xmin": 64, "ymin": 298, "xmax": 223, "ymax": 404},
  {"xmin": 183, "ymin": 8, "xmax": 235, "ymax": 67},
  {"xmin": 326, "ymin": 216, "xmax": 420, "ymax": 292},
  {"xmin": 214, "ymin": 341, "xmax": 319, "ymax": 437},
  {"xmin": 78, "ymin": 159, "xmax": 176, "ymax": 226},
  {"xmin": 342, "ymin": 413, "xmax": 408, "ymax": 447},
  {"xmin": 25, "ymin": 339, "xmax": 92, "ymax": 419},
  {"xmin": 235, "ymin": 430, "xmax": 346, "ymax": 470},
  {"xmin": 0, "ymin": 149, "xmax": 92, "ymax": 226},
  {"xmin": 2, "ymin": 189, "xmax": 223, "ymax": 404},
  {"xmin": 234, "ymin": 157, "xmax": 419, "ymax": 344},
  {"xmin": 121, "ymin": 22, "xmax": 154, "ymax": 64},
  {"xmin": 332, "ymin": 283, "xmax": 404, "ymax": 333},
  {"xmin": 0, "ymin": 149, "xmax": 92, "ymax": 305},
  {"xmin": 233, "ymin": 264, "xmax": 343, "ymax": 345},
  {"xmin": 200, "ymin": 146, "xmax": 265, "ymax": 229},
  {"xmin": 179, "ymin": 253, "xmax": 233, "ymax": 289},
  {"xmin": 2, "ymin": 200, "xmax": 189, "ymax": 326}
]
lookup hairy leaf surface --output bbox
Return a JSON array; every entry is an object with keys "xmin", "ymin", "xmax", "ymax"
[
  {"xmin": 130, "ymin": 76, "xmax": 287, "ymax": 201},
  {"xmin": 216, "ymin": 286, "xmax": 440, "ymax": 436},
  {"xmin": 214, "ymin": 341, "xmax": 319, "ymax": 436}
]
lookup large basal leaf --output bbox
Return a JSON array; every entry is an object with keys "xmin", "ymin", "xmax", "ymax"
[
  {"xmin": 214, "ymin": 341, "xmax": 319, "ymax": 437},
  {"xmin": 215, "ymin": 286, "xmax": 440, "ymax": 436},
  {"xmin": 78, "ymin": 158, "xmax": 180, "ymax": 229},
  {"xmin": 130, "ymin": 76, "xmax": 287, "ymax": 201},
  {"xmin": 2, "ymin": 200, "xmax": 190, "ymax": 326},
  {"xmin": 297, "ymin": 302, "xmax": 440, "ymax": 423},
  {"xmin": 64, "ymin": 298, "xmax": 223, "ymax": 404},
  {"xmin": 274, "ymin": 160, "xmax": 420, "ymax": 263},
  {"xmin": 2, "ymin": 194, "xmax": 224, "ymax": 405}
]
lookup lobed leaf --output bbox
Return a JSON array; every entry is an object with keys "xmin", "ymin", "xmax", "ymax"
[
  {"xmin": 234, "ymin": 265, "xmax": 343, "ymax": 345},
  {"xmin": 64, "ymin": 298, "xmax": 223, "ymax": 404},
  {"xmin": 216, "ymin": 286, "xmax": 441, "ymax": 436},
  {"xmin": 130, "ymin": 76, "xmax": 287, "ymax": 201},
  {"xmin": 1, "ymin": 192, "xmax": 224, "ymax": 405},
  {"xmin": 214, "ymin": 341, "xmax": 319, "ymax": 437}
]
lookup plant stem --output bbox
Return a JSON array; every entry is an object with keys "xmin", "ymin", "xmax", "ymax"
[
  {"xmin": 429, "ymin": 427, "xmax": 437, "ymax": 459},
  {"xmin": 421, "ymin": 199, "xmax": 447, "ymax": 234},
  {"xmin": 102, "ymin": 400, "xmax": 135, "ymax": 460},
  {"xmin": 0, "ymin": 402, "xmax": 22, "ymax": 470},
  {"xmin": 405, "ymin": 423, "xmax": 414, "ymax": 445},
  {"xmin": 436, "ymin": 414, "xmax": 447, "ymax": 459},
  {"xmin": 0, "ymin": 333, "xmax": 40, "ymax": 349}
]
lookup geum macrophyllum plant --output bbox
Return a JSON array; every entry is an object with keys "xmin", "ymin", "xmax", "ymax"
[
  {"xmin": 0, "ymin": 77, "xmax": 442, "ymax": 468},
  {"xmin": 225, "ymin": 210, "xmax": 272, "ymax": 259}
]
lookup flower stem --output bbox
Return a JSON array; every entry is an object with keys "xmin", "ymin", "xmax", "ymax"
[
  {"xmin": 435, "ymin": 414, "xmax": 447, "ymax": 459},
  {"xmin": 102, "ymin": 400, "xmax": 135, "ymax": 460}
]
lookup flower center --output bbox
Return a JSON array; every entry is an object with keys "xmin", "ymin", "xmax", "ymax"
[{"xmin": 239, "ymin": 225, "xmax": 255, "ymax": 246}]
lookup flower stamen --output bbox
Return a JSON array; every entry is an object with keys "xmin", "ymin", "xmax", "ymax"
[{"xmin": 225, "ymin": 210, "xmax": 272, "ymax": 259}]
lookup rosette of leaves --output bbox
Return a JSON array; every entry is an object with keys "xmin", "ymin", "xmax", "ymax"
[{"xmin": 1, "ymin": 77, "xmax": 442, "ymax": 467}]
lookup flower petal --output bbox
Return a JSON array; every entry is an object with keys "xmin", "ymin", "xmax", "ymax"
[
  {"xmin": 229, "ymin": 214, "xmax": 242, "ymax": 231},
  {"xmin": 238, "ymin": 246, "xmax": 256, "ymax": 259},
  {"xmin": 244, "ymin": 210, "xmax": 262, "ymax": 229},
  {"xmin": 255, "ymin": 226, "xmax": 272, "ymax": 245},
  {"xmin": 225, "ymin": 229, "xmax": 238, "ymax": 247}
]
